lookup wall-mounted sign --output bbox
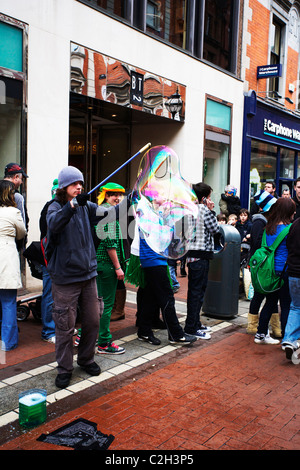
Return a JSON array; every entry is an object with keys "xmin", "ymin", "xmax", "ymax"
[
  {"xmin": 263, "ymin": 118, "xmax": 300, "ymax": 144},
  {"xmin": 257, "ymin": 64, "xmax": 282, "ymax": 79},
  {"xmin": 130, "ymin": 71, "xmax": 144, "ymax": 106},
  {"xmin": 246, "ymin": 99, "xmax": 300, "ymax": 151}
]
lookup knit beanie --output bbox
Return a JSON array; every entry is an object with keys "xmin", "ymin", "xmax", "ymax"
[
  {"xmin": 225, "ymin": 184, "xmax": 237, "ymax": 196},
  {"xmin": 58, "ymin": 166, "xmax": 84, "ymax": 189},
  {"xmin": 97, "ymin": 182, "xmax": 125, "ymax": 205},
  {"xmin": 253, "ymin": 190, "xmax": 276, "ymax": 213}
]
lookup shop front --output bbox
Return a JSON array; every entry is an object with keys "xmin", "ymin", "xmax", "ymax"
[
  {"xmin": 241, "ymin": 91, "xmax": 300, "ymax": 208},
  {"xmin": 0, "ymin": 15, "xmax": 27, "ymax": 184},
  {"xmin": 69, "ymin": 43, "xmax": 186, "ymax": 196}
]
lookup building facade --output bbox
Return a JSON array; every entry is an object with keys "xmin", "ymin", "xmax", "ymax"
[
  {"xmin": 0, "ymin": 0, "xmax": 245, "ymax": 285},
  {"xmin": 241, "ymin": 0, "xmax": 300, "ymax": 207}
]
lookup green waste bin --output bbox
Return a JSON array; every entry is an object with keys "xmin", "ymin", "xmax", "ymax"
[{"xmin": 202, "ymin": 224, "xmax": 241, "ymax": 318}]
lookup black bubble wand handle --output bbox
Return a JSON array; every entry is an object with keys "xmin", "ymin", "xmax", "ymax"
[{"xmin": 88, "ymin": 142, "xmax": 151, "ymax": 195}]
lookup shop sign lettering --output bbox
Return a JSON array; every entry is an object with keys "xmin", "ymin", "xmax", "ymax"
[
  {"xmin": 130, "ymin": 71, "xmax": 144, "ymax": 106},
  {"xmin": 264, "ymin": 118, "xmax": 300, "ymax": 142}
]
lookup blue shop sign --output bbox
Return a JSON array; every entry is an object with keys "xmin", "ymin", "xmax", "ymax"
[
  {"xmin": 257, "ymin": 64, "xmax": 282, "ymax": 79},
  {"xmin": 250, "ymin": 104, "xmax": 300, "ymax": 151}
]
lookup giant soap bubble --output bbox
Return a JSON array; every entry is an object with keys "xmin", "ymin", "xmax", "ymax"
[{"xmin": 132, "ymin": 145, "xmax": 198, "ymax": 259}]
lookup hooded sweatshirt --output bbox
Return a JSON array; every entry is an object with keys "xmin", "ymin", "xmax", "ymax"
[{"xmin": 46, "ymin": 197, "xmax": 127, "ymax": 284}]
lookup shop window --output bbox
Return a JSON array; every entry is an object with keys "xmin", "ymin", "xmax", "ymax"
[
  {"xmin": 0, "ymin": 21, "xmax": 23, "ymax": 72},
  {"xmin": 250, "ymin": 141, "xmax": 277, "ymax": 197},
  {"xmin": 204, "ymin": 137, "xmax": 230, "ymax": 208},
  {"xmin": 280, "ymin": 148, "xmax": 295, "ymax": 179},
  {"xmin": 0, "ymin": 17, "xmax": 26, "ymax": 174},
  {"xmin": 206, "ymin": 98, "xmax": 231, "ymax": 130},
  {"xmin": 0, "ymin": 76, "xmax": 23, "ymax": 171},
  {"xmin": 204, "ymin": 97, "xmax": 232, "ymax": 207}
]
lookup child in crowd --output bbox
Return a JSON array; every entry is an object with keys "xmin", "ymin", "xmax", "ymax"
[
  {"xmin": 236, "ymin": 209, "xmax": 253, "ymax": 299},
  {"xmin": 235, "ymin": 209, "xmax": 252, "ymax": 244},
  {"xmin": 217, "ymin": 213, "xmax": 226, "ymax": 224},
  {"xmin": 227, "ymin": 214, "xmax": 237, "ymax": 226}
]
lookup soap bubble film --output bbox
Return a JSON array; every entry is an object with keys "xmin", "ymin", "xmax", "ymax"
[{"xmin": 132, "ymin": 145, "xmax": 198, "ymax": 259}]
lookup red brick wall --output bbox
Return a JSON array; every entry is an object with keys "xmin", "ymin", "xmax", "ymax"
[
  {"xmin": 246, "ymin": 0, "xmax": 299, "ymax": 110},
  {"xmin": 285, "ymin": 46, "xmax": 298, "ymax": 110},
  {"xmin": 245, "ymin": 0, "xmax": 270, "ymax": 93}
]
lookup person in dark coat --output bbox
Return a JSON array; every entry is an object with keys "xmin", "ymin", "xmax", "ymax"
[
  {"xmin": 292, "ymin": 177, "xmax": 300, "ymax": 221},
  {"xmin": 46, "ymin": 166, "xmax": 128, "ymax": 388},
  {"xmin": 281, "ymin": 216, "xmax": 300, "ymax": 359},
  {"xmin": 246, "ymin": 190, "xmax": 279, "ymax": 336},
  {"xmin": 219, "ymin": 185, "xmax": 241, "ymax": 217}
]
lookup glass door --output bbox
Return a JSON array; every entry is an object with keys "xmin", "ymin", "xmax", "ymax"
[{"xmin": 69, "ymin": 96, "xmax": 130, "ymax": 201}]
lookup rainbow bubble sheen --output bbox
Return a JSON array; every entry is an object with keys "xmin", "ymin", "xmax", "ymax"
[{"xmin": 132, "ymin": 145, "xmax": 198, "ymax": 259}]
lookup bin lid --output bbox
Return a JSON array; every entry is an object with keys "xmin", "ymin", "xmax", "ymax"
[
  {"xmin": 219, "ymin": 224, "xmax": 241, "ymax": 243},
  {"xmin": 214, "ymin": 224, "xmax": 241, "ymax": 253}
]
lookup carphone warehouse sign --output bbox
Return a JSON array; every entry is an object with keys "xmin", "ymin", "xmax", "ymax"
[{"xmin": 263, "ymin": 118, "xmax": 300, "ymax": 144}]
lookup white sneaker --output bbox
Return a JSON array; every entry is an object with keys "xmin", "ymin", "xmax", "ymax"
[
  {"xmin": 43, "ymin": 336, "xmax": 55, "ymax": 344},
  {"xmin": 254, "ymin": 333, "xmax": 279, "ymax": 345},
  {"xmin": 198, "ymin": 325, "xmax": 212, "ymax": 333},
  {"xmin": 282, "ymin": 341, "xmax": 300, "ymax": 350},
  {"xmin": 195, "ymin": 329, "xmax": 211, "ymax": 340},
  {"xmin": 282, "ymin": 342, "xmax": 300, "ymax": 360}
]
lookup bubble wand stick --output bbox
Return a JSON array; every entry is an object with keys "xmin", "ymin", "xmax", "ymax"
[{"xmin": 88, "ymin": 142, "xmax": 151, "ymax": 195}]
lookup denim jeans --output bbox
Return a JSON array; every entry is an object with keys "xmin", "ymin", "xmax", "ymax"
[
  {"xmin": 168, "ymin": 265, "xmax": 180, "ymax": 290},
  {"xmin": 185, "ymin": 259, "xmax": 209, "ymax": 334},
  {"xmin": 0, "ymin": 289, "xmax": 18, "ymax": 351},
  {"xmin": 282, "ymin": 277, "xmax": 300, "ymax": 348},
  {"xmin": 257, "ymin": 272, "xmax": 290, "ymax": 336},
  {"xmin": 41, "ymin": 265, "xmax": 55, "ymax": 340}
]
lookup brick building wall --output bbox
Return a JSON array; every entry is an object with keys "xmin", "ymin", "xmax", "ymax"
[
  {"xmin": 245, "ymin": 0, "xmax": 270, "ymax": 94},
  {"xmin": 244, "ymin": 0, "xmax": 300, "ymax": 111}
]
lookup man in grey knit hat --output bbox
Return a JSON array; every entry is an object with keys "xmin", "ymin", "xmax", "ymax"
[{"xmin": 46, "ymin": 166, "xmax": 128, "ymax": 388}]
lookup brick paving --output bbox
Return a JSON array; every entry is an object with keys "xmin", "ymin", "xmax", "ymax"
[{"xmin": 0, "ymin": 274, "xmax": 299, "ymax": 451}]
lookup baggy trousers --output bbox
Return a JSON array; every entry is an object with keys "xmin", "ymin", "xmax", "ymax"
[
  {"xmin": 138, "ymin": 265, "xmax": 183, "ymax": 341},
  {"xmin": 52, "ymin": 277, "xmax": 100, "ymax": 374},
  {"xmin": 96, "ymin": 264, "xmax": 118, "ymax": 346}
]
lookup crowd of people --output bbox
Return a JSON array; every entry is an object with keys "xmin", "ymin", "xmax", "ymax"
[
  {"xmin": 217, "ymin": 180, "xmax": 300, "ymax": 358},
  {"xmin": 0, "ymin": 161, "xmax": 300, "ymax": 388}
]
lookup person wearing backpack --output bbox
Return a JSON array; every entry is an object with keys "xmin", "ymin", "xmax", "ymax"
[
  {"xmin": 254, "ymin": 197, "xmax": 296, "ymax": 345},
  {"xmin": 247, "ymin": 190, "xmax": 278, "ymax": 335},
  {"xmin": 38, "ymin": 181, "xmax": 58, "ymax": 344}
]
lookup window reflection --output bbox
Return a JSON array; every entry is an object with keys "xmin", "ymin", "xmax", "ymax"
[
  {"xmin": 146, "ymin": 0, "xmax": 187, "ymax": 49},
  {"xmin": 76, "ymin": 0, "xmax": 240, "ymax": 73},
  {"xmin": 204, "ymin": 140, "xmax": 229, "ymax": 208},
  {"xmin": 85, "ymin": 0, "xmax": 128, "ymax": 20},
  {"xmin": 203, "ymin": 0, "xmax": 234, "ymax": 71},
  {"xmin": 250, "ymin": 141, "xmax": 277, "ymax": 196},
  {"xmin": 280, "ymin": 148, "xmax": 295, "ymax": 179}
]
